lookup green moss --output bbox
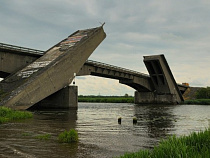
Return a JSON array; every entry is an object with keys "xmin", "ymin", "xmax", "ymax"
[
  {"xmin": 0, "ymin": 106, "xmax": 33, "ymax": 124},
  {"xmin": 58, "ymin": 129, "xmax": 78, "ymax": 143},
  {"xmin": 118, "ymin": 128, "xmax": 210, "ymax": 158}
]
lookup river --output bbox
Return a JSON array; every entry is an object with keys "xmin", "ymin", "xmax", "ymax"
[{"xmin": 0, "ymin": 103, "xmax": 209, "ymax": 158}]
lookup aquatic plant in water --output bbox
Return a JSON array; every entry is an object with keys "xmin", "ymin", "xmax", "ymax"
[
  {"xmin": 58, "ymin": 129, "xmax": 78, "ymax": 143},
  {"xmin": 35, "ymin": 134, "xmax": 51, "ymax": 140}
]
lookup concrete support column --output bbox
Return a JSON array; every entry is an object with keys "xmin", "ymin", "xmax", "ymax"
[
  {"xmin": 68, "ymin": 86, "xmax": 78, "ymax": 109},
  {"xmin": 33, "ymin": 86, "xmax": 78, "ymax": 109},
  {"xmin": 134, "ymin": 91, "xmax": 177, "ymax": 104}
]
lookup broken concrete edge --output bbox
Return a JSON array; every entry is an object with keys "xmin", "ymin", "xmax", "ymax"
[{"xmin": 44, "ymin": 25, "xmax": 105, "ymax": 54}]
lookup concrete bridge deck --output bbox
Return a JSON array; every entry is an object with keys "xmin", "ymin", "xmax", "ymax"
[
  {"xmin": 0, "ymin": 26, "xmax": 106, "ymax": 110},
  {"xmin": 0, "ymin": 29, "xmax": 188, "ymax": 109},
  {"xmin": 0, "ymin": 42, "xmax": 187, "ymax": 93}
]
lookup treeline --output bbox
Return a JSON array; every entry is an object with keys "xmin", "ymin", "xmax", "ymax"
[
  {"xmin": 195, "ymin": 87, "xmax": 210, "ymax": 99},
  {"xmin": 78, "ymin": 95, "xmax": 134, "ymax": 103},
  {"xmin": 184, "ymin": 87, "xmax": 210, "ymax": 105}
]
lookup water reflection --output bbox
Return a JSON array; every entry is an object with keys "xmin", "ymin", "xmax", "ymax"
[
  {"xmin": 0, "ymin": 103, "xmax": 209, "ymax": 158},
  {"xmin": 0, "ymin": 109, "xmax": 93, "ymax": 158},
  {"xmin": 134, "ymin": 105, "xmax": 176, "ymax": 138}
]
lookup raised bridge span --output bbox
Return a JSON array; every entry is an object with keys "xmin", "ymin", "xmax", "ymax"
[
  {"xmin": 0, "ymin": 26, "xmax": 187, "ymax": 110},
  {"xmin": 0, "ymin": 42, "xmax": 186, "ymax": 93}
]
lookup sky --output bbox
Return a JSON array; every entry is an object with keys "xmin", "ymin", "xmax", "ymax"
[{"xmin": 0, "ymin": 0, "xmax": 210, "ymax": 96}]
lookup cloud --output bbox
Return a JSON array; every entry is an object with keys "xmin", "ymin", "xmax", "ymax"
[
  {"xmin": 74, "ymin": 76, "xmax": 134, "ymax": 96},
  {"xmin": 1, "ymin": 0, "xmax": 210, "ymax": 95}
]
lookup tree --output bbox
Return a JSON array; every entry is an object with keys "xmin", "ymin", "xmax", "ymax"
[
  {"xmin": 124, "ymin": 93, "xmax": 129, "ymax": 97},
  {"xmin": 196, "ymin": 87, "xmax": 210, "ymax": 99}
]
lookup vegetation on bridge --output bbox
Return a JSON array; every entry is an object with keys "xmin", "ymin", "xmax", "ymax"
[
  {"xmin": 78, "ymin": 95, "xmax": 134, "ymax": 103},
  {"xmin": 0, "ymin": 107, "xmax": 33, "ymax": 124},
  {"xmin": 118, "ymin": 128, "xmax": 210, "ymax": 158}
]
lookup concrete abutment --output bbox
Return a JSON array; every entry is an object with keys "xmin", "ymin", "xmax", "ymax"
[
  {"xmin": 134, "ymin": 91, "xmax": 177, "ymax": 104},
  {"xmin": 32, "ymin": 86, "xmax": 78, "ymax": 110}
]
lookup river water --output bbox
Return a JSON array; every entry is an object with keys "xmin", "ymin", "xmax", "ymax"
[{"xmin": 0, "ymin": 103, "xmax": 209, "ymax": 158}]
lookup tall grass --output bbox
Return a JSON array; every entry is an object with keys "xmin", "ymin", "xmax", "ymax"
[
  {"xmin": 0, "ymin": 106, "xmax": 33, "ymax": 124},
  {"xmin": 118, "ymin": 128, "xmax": 210, "ymax": 158}
]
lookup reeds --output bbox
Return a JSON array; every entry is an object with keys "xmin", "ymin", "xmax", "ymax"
[
  {"xmin": 0, "ymin": 106, "xmax": 33, "ymax": 124},
  {"xmin": 118, "ymin": 128, "xmax": 210, "ymax": 158}
]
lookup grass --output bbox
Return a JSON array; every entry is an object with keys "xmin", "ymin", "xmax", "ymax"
[
  {"xmin": 35, "ymin": 134, "xmax": 51, "ymax": 140},
  {"xmin": 0, "ymin": 106, "xmax": 33, "ymax": 124},
  {"xmin": 58, "ymin": 129, "xmax": 78, "ymax": 143},
  {"xmin": 184, "ymin": 99, "xmax": 210, "ymax": 105},
  {"xmin": 117, "ymin": 128, "xmax": 210, "ymax": 158},
  {"xmin": 78, "ymin": 96, "xmax": 134, "ymax": 103}
]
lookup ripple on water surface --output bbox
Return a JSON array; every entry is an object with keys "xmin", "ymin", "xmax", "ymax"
[{"xmin": 0, "ymin": 103, "xmax": 209, "ymax": 157}]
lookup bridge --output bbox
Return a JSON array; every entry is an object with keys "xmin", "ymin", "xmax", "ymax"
[{"xmin": 0, "ymin": 26, "xmax": 188, "ymax": 110}]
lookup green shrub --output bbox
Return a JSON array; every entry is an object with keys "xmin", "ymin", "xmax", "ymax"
[
  {"xmin": 58, "ymin": 129, "xmax": 78, "ymax": 143},
  {"xmin": 0, "ymin": 106, "xmax": 33, "ymax": 124}
]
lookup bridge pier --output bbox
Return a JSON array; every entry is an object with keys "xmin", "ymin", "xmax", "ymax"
[
  {"xmin": 32, "ymin": 86, "xmax": 78, "ymax": 109},
  {"xmin": 134, "ymin": 91, "xmax": 177, "ymax": 104}
]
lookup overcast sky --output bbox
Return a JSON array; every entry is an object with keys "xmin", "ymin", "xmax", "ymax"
[{"xmin": 0, "ymin": 0, "xmax": 210, "ymax": 96}]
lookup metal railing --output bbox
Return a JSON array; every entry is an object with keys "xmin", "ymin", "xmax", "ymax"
[
  {"xmin": 86, "ymin": 60, "xmax": 149, "ymax": 77},
  {"xmin": 0, "ymin": 42, "xmax": 44, "ymax": 55},
  {"xmin": 0, "ymin": 42, "xmax": 149, "ymax": 78}
]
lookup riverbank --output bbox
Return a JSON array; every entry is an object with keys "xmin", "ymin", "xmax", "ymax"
[
  {"xmin": 184, "ymin": 99, "xmax": 210, "ymax": 105},
  {"xmin": 0, "ymin": 107, "xmax": 33, "ymax": 124},
  {"xmin": 78, "ymin": 96, "xmax": 134, "ymax": 103},
  {"xmin": 79, "ymin": 96, "xmax": 210, "ymax": 105},
  {"xmin": 118, "ymin": 128, "xmax": 210, "ymax": 158}
]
